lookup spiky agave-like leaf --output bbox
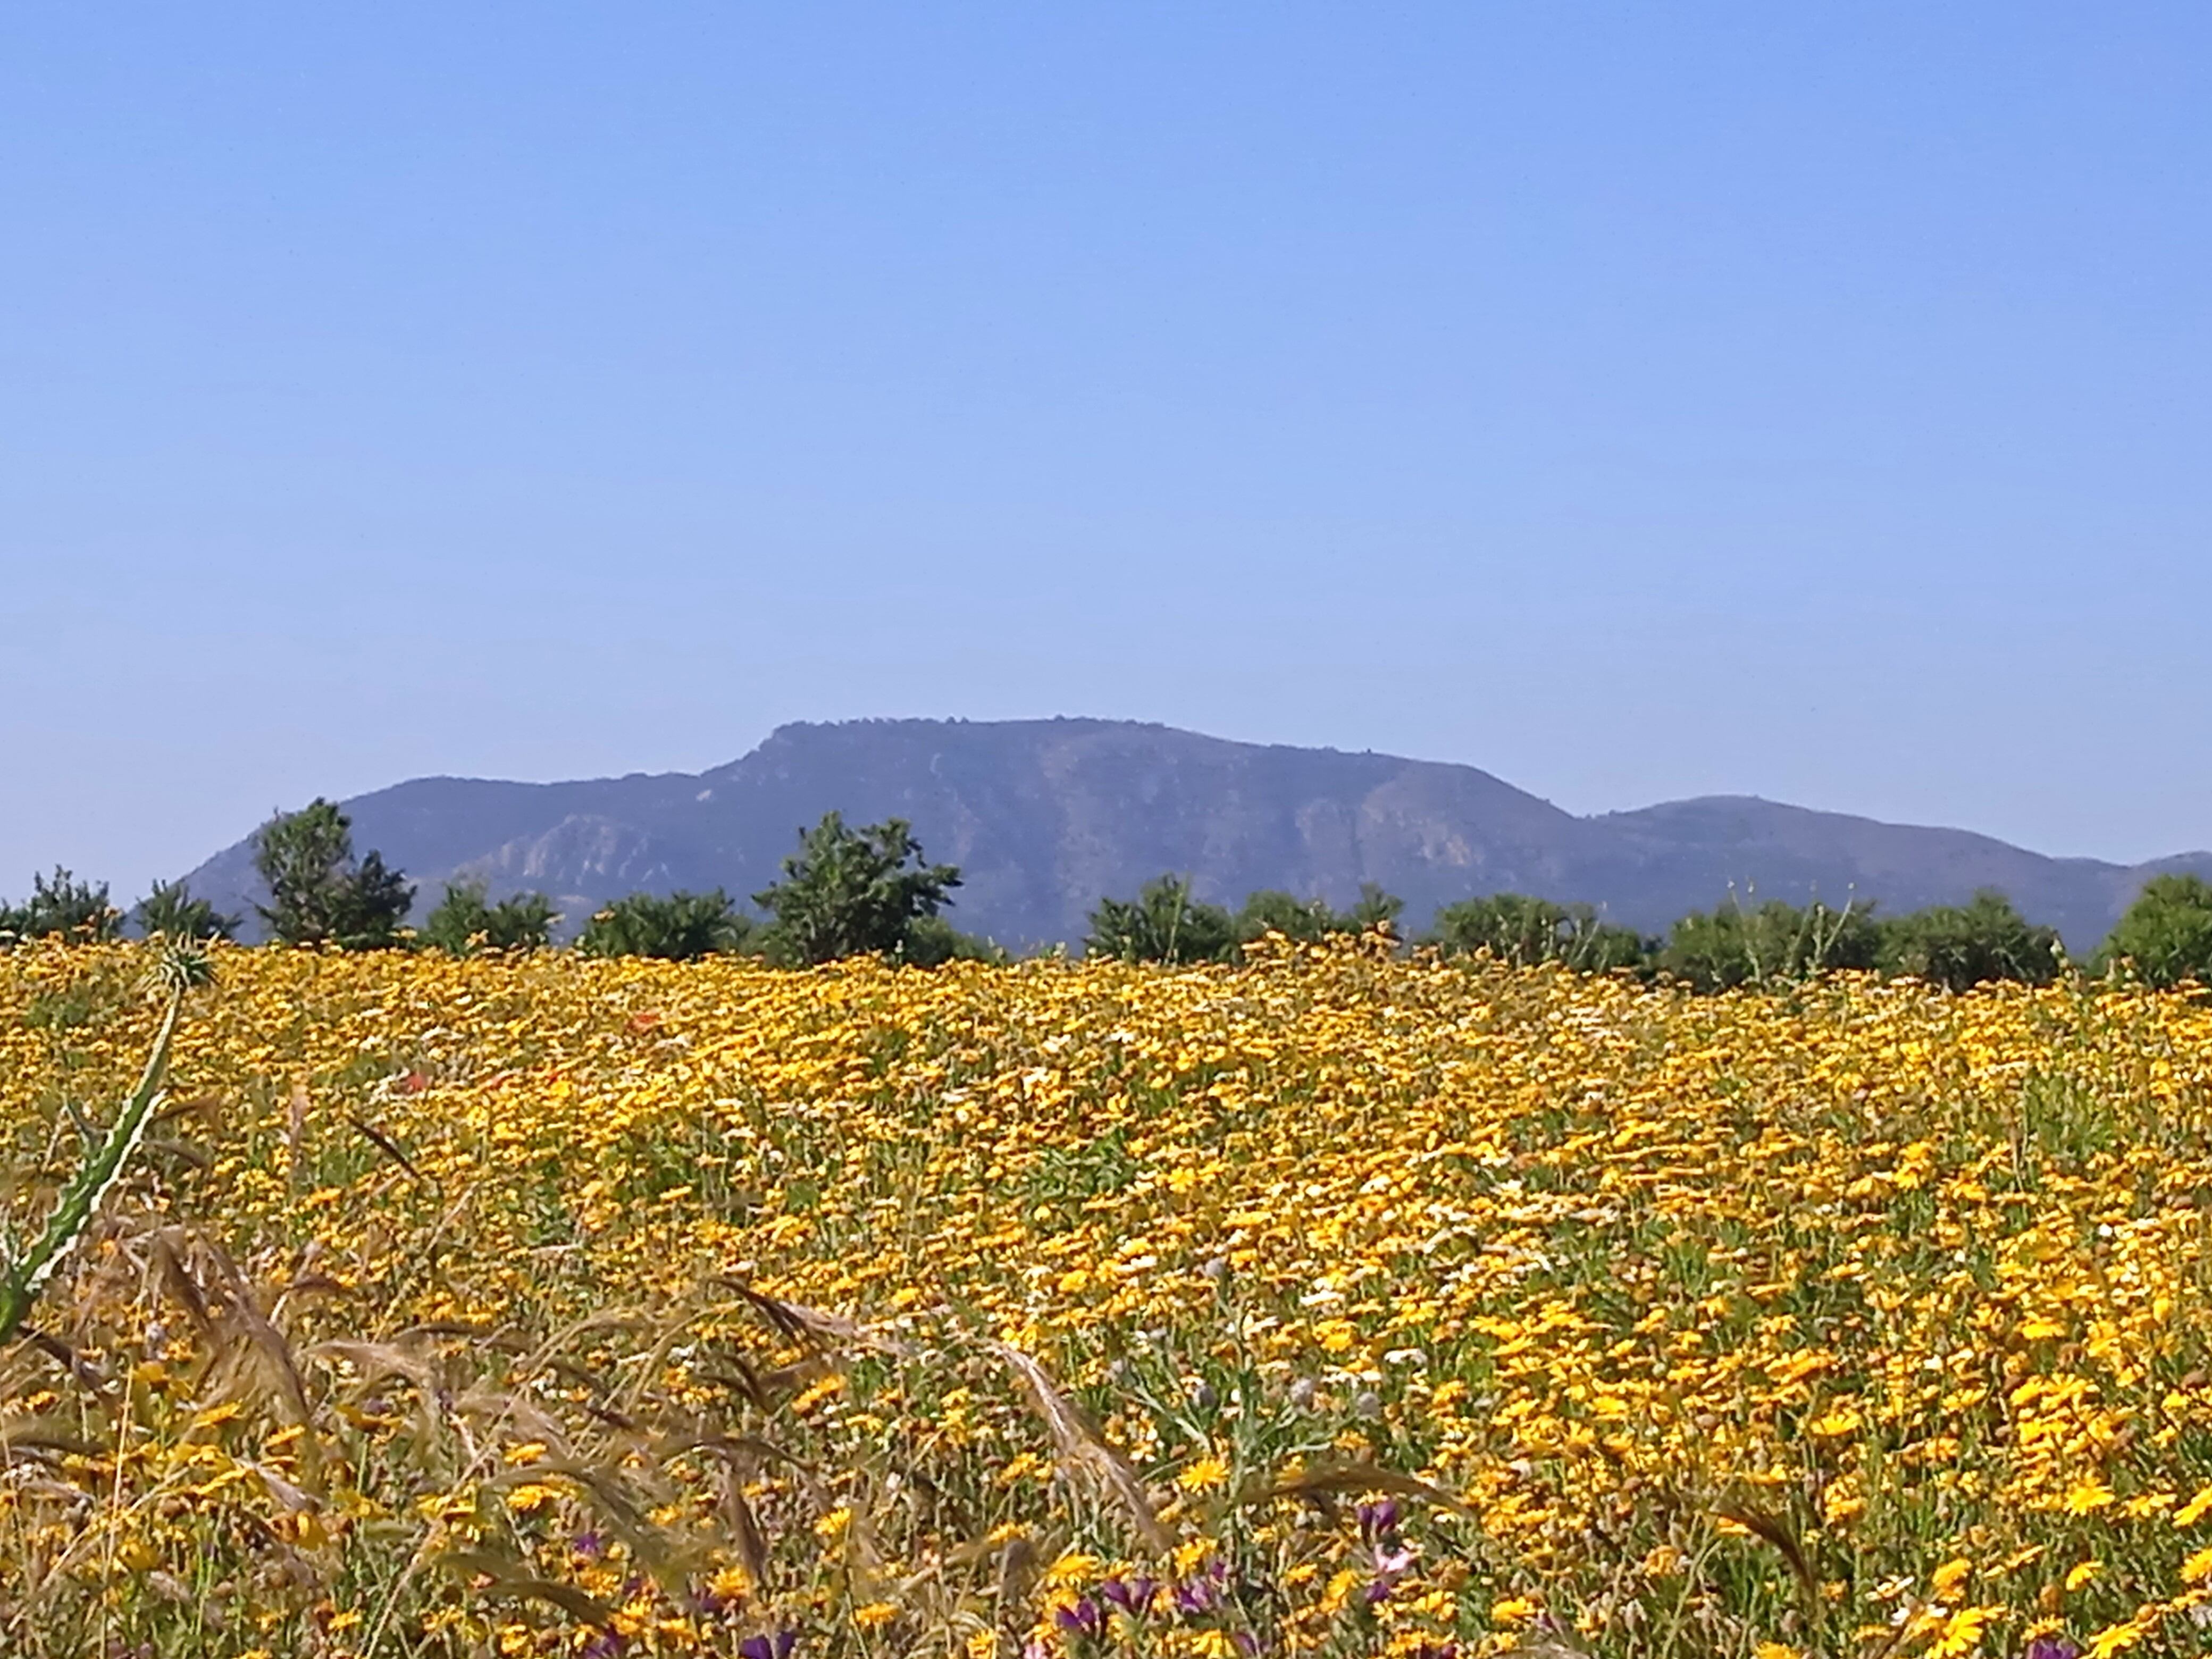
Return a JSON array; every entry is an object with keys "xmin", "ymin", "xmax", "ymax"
[
  {"xmin": 137, "ymin": 939, "xmax": 217, "ymax": 999},
  {"xmin": 0, "ymin": 959, "xmax": 207, "ymax": 1343}
]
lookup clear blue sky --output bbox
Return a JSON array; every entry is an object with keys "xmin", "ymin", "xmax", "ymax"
[{"xmin": 5, "ymin": 4, "xmax": 2209, "ymax": 898}]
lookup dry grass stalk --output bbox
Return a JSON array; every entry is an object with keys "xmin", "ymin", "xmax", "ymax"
[
  {"xmin": 1714, "ymin": 1498, "xmax": 1817, "ymax": 1598},
  {"xmin": 1251, "ymin": 1458, "xmax": 1474, "ymax": 1520},
  {"xmin": 434, "ymin": 1547, "xmax": 618, "ymax": 1628},
  {"xmin": 988, "ymin": 1338, "xmax": 1170, "ymax": 1552},
  {"xmin": 722, "ymin": 1279, "xmax": 912, "ymax": 1358}
]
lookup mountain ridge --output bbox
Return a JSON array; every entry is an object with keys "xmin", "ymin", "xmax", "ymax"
[{"xmin": 180, "ymin": 717, "xmax": 2212, "ymax": 950}]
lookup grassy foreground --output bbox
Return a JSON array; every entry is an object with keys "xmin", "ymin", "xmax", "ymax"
[{"xmin": 5, "ymin": 942, "xmax": 2212, "ymax": 1659}]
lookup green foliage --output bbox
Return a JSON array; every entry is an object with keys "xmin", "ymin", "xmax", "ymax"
[
  {"xmin": 1878, "ymin": 889, "xmax": 2060, "ymax": 990},
  {"xmin": 1232, "ymin": 890, "xmax": 1338, "ymax": 944},
  {"xmin": 1426, "ymin": 892, "xmax": 1647, "ymax": 971},
  {"xmin": 2097, "ymin": 873, "xmax": 2212, "ymax": 988},
  {"xmin": 0, "ymin": 868, "xmax": 123, "ymax": 946},
  {"xmin": 420, "ymin": 881, "xmax": 559, "ymax": 956},
  {"xmin": 251, "ymin": 799, "xmax": 414, "ymax": 949},
  {"xmin": 130, "ymin": 878, "xmax": 240, "ymax": 942},
  {"xmin": 1415, "ymin": 884, "xmax": 2067, "ymax": 993},
  {"xmin": 1233, "ymin": 883, "xmax": 1405, "ymax": 945},
  {"xmin": 1085, "ymin": 875, "xmax": 1238, "ymax": 964},
  {"xmin": 577, "ymin": 890, "xmax": 753, "ymax": 961},
  {"xmin": 1658, "ymin": 894, "xmax": 1879, "ymax": 991},
  {"xmin": 902, "ymin": 914, "xmax": 1010, "ymax": 967},
  {"xmin": 1339, "ymin": 882, "xmax": 1407, "ymax": 934},
  {"xmin": 752, "ymin": 812, "xmax": 963, "ymax": 966}
]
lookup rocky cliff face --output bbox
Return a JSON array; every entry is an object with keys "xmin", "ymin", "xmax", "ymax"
[{"xmin": 181, "ymin": 716, "xmax": 2211, "ymax": 949}]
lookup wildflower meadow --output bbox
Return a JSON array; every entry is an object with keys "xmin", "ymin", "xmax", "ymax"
[{"xmin": 5, "ymin": 937, "xmax": 2212, "ymax": 1659}]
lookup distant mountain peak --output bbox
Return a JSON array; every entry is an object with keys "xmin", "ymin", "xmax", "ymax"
[{"xmin": 180, "ymin": 716, "xmax": 2209, "ymax": 949}]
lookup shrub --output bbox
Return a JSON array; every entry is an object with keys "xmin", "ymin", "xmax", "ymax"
[
  {"xmin": 0, "ymin": 868, "xmax": 122, "ymax": 946},
  {"xmin": 1426, "ymin": 892, "xmax": 1645, "ymax": 971},
  {"xmin": 1658, "ymin": 895, "xmax": 1879, "ymax": 992},
  {"xmin": 420, "ymin": 882, "xmax": 559, "ymax": 955},
  {"xmin": 1234, "ymin": 884, "xmax": 1404, "ymax": 946},
  {"xmin": 577, "ymin": 890, "xmax": 753, "ymax": 960},
  {"xmin": 902, "ymin": 914, "xmax": 1010, "ymax": 966},
  {"xmin": 1085, "ymin": 876, "xmax": 1238, "ymax": 964},
  {"xmin": 1879, "ymin": 889, "xmax": 2060, "ymax": 990},
  {"xmin": 130, "ymin": 879, "xmax": 240, "ymax": 942},
  {"xmin": 2097, "ymin": 873, "xmax": 2212, "ymax": 988}
]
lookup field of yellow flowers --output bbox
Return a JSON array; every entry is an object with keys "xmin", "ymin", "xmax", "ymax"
[{"xmin": 6, "ymin": 939, "xmax": 2212, "ymax": 1659}]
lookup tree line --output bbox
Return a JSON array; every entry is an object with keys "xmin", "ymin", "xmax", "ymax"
[
  {"xmin": 9, "ymin": 797, "xmax": 2212, "ymax": 991},
  {"xmin": 0, "ymin": 802, "xmax": 989, "ymax": 968},
  {"xmin": 1113, "ymin": 875, "xmax": 2212, "ymax": 992}
]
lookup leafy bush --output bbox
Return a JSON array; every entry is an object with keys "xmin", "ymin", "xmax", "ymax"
[
  {"xmin": 251, "ymin": 800, "xmax": 413, "ymax": 949},
  {"xmin": 902, "ymin": 914, "xmax": 1010, "ymax": 966},
  {"xmin": 1085, "ymin": 875, "xmax": 1238, "ymax": 964},
  {"xmin": 1878, "ymin": 889, "xmax": 2060, "ymax": 990},
  {"xmin": 420, "ymin": 881, "xmax": 559, "ymax": 955},
  {"xmin": 130, "ymin": 879, "xmax": 240, "ymax": 942},
  {"xmin": 753, "ymin": 812, "xmax": 963, "ymax": 966},
  {"xmin": 1658, "ymin": 895, "xmax": 1879, "ymax": 991},
  {"xmin": 0, "ymin": 868, "xmax": 123, "ymax": 946},
  {"xmin": 577, "ymin": 890, "xmax": 753, "ymax": 960},
  {"xmin": 2097, "ymin": 873, "xmax": 2212, "ymax": 988},
  {"xmin": 1234, "ymin": 883, "xmax": 1403, "ymax": 946},
  {"xmin": 1425, "ymin": 892, "xmax": 1645, "ymax": 971}
]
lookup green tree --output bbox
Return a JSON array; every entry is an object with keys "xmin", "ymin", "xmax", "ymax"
[
  {"xmin": 1658, "ymin": 894, "xmax": 1878, "ymax": 992},
  {"xmin": 131, "ymin": 879, "xmax": 240, "ymax": 942},
  {"xmin": 0, "ymin": 868, "xmax": 123, "ymax": 945},
  {"xmin": 902, "ymin": 914, "xmax": 1011, "ymax": 967},
  {"xmin": 2096, "ymin": 874, "xmax": 2212, "ymax": 988},
  {"xmin": 1340, "ymin": 882, "xmax": 1406, "ymax": 935},
  {"xmin": 251, "ymin": 799, "xmax": 414, "ymax": 949},
  {"xmin": 1233, "ymin": 884, "xmax": 1405, "ymax": 945},
  {"xmin": 576, "ymin": 890, "xmax": 753, "ymax": 961},
  {"xmin": 1084, "ymin": 875, "xmax": 1238, "ymax": 965},
  {"xmin": 752, "ymin": 812, "xmax": 963, "ymax": 965},
  {"xmin": 1426, "ymin": 892, "xmax": 1645, "ymax": 971},
  {"xmin": 1879, "ymin": 890, "xmax": 2060, "ymax": 990},
  {"xmin": 420, "ymin": 881, "xmax": 559, "ymax": 955},
  {"xmin": 1234, "ymin": 890, "xmax": 1339, "ymax": 944}
]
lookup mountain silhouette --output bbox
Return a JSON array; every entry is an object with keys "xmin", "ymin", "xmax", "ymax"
[{"xmin": 181, "ymin": 717, "xmax": 2210, "ymax": 950}]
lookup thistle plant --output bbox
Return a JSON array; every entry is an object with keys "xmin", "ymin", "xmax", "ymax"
[{"xmin": 0, "ymin": 940, "xmax": 214, "ymax": 1343}]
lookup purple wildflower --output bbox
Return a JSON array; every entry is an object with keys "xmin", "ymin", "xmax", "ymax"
[
  {"xmin": 1101, "ymin": 1575, "xmax": 1158, "ymax": 1615},
  {"xmin": 1055, "ymin": 1597, "xmax": 1105, "ymax": 1638},
  {"xmin": 1356, "ymin": 1498, "xmax": 1401, "ymax": 1541},
  {"xmin": 693, "ymin": 1583, "xmax": 741, "ymax": 1619},
  {"xmin": 1170, "ymin": 1556, "xmax": 1235, "ymax": 1617},
  {"xmin": 1173, "ymin": 1579, "xmax": 1218, "ymax": 1616},
  {"xmin": 2027, "ymin": 1639, "xmax": 2082, "ymax": 1659},
  {"xmin": 572, "ymin": 1529, "xmax": 607, "ymax": 1561},
  {"xmin": 738, "ymin": 1631, "xmax": 798, "ymax": 1659}
]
